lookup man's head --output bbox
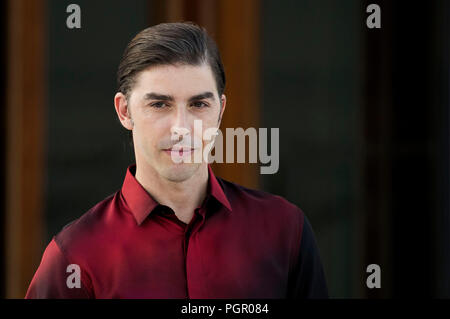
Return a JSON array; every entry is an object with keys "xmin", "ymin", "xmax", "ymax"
[{"xmin": 114, "ymin": 22, "xmax": 226, "ymax": 182}]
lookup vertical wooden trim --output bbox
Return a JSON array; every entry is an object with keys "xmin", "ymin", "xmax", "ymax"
[
  {"xmin": 150, "ymin": 0, "xmax": 185, "ymax": 24},
  {"xmin": 5, "ymin": 0, "xmax": 46, "ymax": 298},
  {"xmin": 0, "ymin": 0, "xmax": 7, "ymax": 299},
  {"xmin": 165, "ymin": 0, "xmax": 185, "ymax": 22},
  {"xmin": 213, "ymin": 0, "xmax": 260, "ymax": 189}
]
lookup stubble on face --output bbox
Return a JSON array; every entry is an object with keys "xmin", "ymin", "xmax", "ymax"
[{"xmin": 128, "ymin": 63, "xmax": 222, "ymax": 184}]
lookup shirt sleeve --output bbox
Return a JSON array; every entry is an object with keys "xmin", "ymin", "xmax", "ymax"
[
  {"xmin": 288, "ymin": 214, "xmax": 329, "ymax": 298},
  {"xmin": 25, "ymin": 238, "xmax": 93, "ymax": 299}
]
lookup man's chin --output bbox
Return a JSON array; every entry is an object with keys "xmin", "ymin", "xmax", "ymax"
[{"xmin": 159, "ymin": 161, "xmax": 202, "ymax": 182}]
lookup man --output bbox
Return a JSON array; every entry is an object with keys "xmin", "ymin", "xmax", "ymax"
[{"xmin": 25, "ymin": 22, "xmax": 328, "ymax": 298}]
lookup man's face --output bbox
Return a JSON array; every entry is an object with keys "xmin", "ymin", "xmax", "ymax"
[{"xmin": 122, "ymin": 63, "xmax": 225, "ymax": 182}]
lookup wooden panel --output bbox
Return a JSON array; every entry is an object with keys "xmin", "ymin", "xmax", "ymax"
[
  {"xmin": 5, "ymin": 0, "xmax": 46, "ymax": 298},
  {"xmin": 214, "ymin": 0, "xmax": 260, "ymax": 189}
]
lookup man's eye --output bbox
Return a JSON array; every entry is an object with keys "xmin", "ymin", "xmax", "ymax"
[
  {"xmin": 150, "ymin": 102, "xmax": 167, "ymax": 108},
  {"xmin": 191, "ymin": 101, "xmax": 209, "ymax": 108}
]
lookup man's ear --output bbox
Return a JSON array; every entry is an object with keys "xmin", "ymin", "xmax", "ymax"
[
  {"xmin": 218, "ymin": 94, "xmax": 226, "ymax": 125},
  {"xmin": 114, "ymin": 92, "xmax": 134, "ymax": 130}
]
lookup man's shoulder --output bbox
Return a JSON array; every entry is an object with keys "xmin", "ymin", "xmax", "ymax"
[
  {"xmin": 218, "ymin": 177, "xmax": 305, "ymax": 221},
  {"xmin": 53, "ymin": 192, "xmax": 119, "ymax": 257}
]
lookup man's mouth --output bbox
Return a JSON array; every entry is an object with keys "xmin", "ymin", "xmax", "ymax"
[{"xmin": 163, "ymin": 148, "xmax": 196, "ymax": 156}]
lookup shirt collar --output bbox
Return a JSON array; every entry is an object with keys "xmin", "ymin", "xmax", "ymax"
[
  {"xmin": 207, "ymin": 164, "xmax": 233, "ymax": 212},
  {"xmin": 121, "ymin": 164, "xmax": 232, "ymax": 226}
]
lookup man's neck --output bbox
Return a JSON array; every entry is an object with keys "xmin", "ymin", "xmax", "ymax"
[{"xmin": 134, "ymin": 162, "xmax": 209, "ymax": 224}]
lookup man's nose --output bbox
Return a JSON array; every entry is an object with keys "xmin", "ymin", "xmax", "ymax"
[
  {"xmin": 171, "ymin": 126, "xmax": 190, "ymax": 141},
  {"xmin": 170, "ymin": 109, "xmax": 191, "ymax": 141}
]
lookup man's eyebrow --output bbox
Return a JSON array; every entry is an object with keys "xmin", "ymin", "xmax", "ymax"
[
  {"xmin": 188, "ymin": 92, "xmax": 215, "ymax": 102},
  {"xmin": 143, "ymin": 93, "xmax": 174, "ymax": 101}
]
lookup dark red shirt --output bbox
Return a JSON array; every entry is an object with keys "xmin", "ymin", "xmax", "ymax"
[{"xmin": 25, "ymin": 164, "xmax": 328, "ymax": 299}]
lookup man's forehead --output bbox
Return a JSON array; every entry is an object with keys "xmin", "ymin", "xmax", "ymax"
[
  {"xmin": 136, "ymin": 63, "xmax": 214, "ymax": 83},
  {"xmin": 132, "ymin": 64, "xmax": 219, "ymax": 100}
]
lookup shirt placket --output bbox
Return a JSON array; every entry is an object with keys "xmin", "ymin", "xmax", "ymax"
[{"xmin": 183, "ymin": 208, "xmax": 206, "ymax": 298}]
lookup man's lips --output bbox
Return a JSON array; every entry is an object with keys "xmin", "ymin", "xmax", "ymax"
[{"xmin": 162, "ymin": 148, "xmax": 196, "ymax": 155}]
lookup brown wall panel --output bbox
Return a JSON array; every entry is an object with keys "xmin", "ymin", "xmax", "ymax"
[{"xmin": 5, "ymin": 0, "xmax": 46, "ymax": 298}]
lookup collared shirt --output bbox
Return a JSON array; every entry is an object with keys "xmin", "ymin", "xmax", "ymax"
[{"xmin": 25, "ymin": 164, "xmax": 328, "ymax": 299}]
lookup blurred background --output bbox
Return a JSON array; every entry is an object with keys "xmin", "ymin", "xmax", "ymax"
[{"xmin": 1, "ymin": 0, "xmax": 450, "ymax": 298}]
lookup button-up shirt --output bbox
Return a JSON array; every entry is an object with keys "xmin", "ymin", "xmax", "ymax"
[{"xmin": 25, "ymin": 164, "xmax": 328, "ymax": 298}]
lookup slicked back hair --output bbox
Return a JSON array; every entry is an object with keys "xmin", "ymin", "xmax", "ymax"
[{"xmin": 117, "ymin": 22, "xmax": 226, "ymax": 101}]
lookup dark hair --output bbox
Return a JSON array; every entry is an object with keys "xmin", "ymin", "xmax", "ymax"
[{"xmin": 117, "ymin": 22, "xmax": 226, "ymax": 100}]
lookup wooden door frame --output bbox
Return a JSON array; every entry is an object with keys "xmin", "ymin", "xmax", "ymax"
[{"xmin": 5, "ymin": 0, "xmax": 46, "ymax": 298}]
